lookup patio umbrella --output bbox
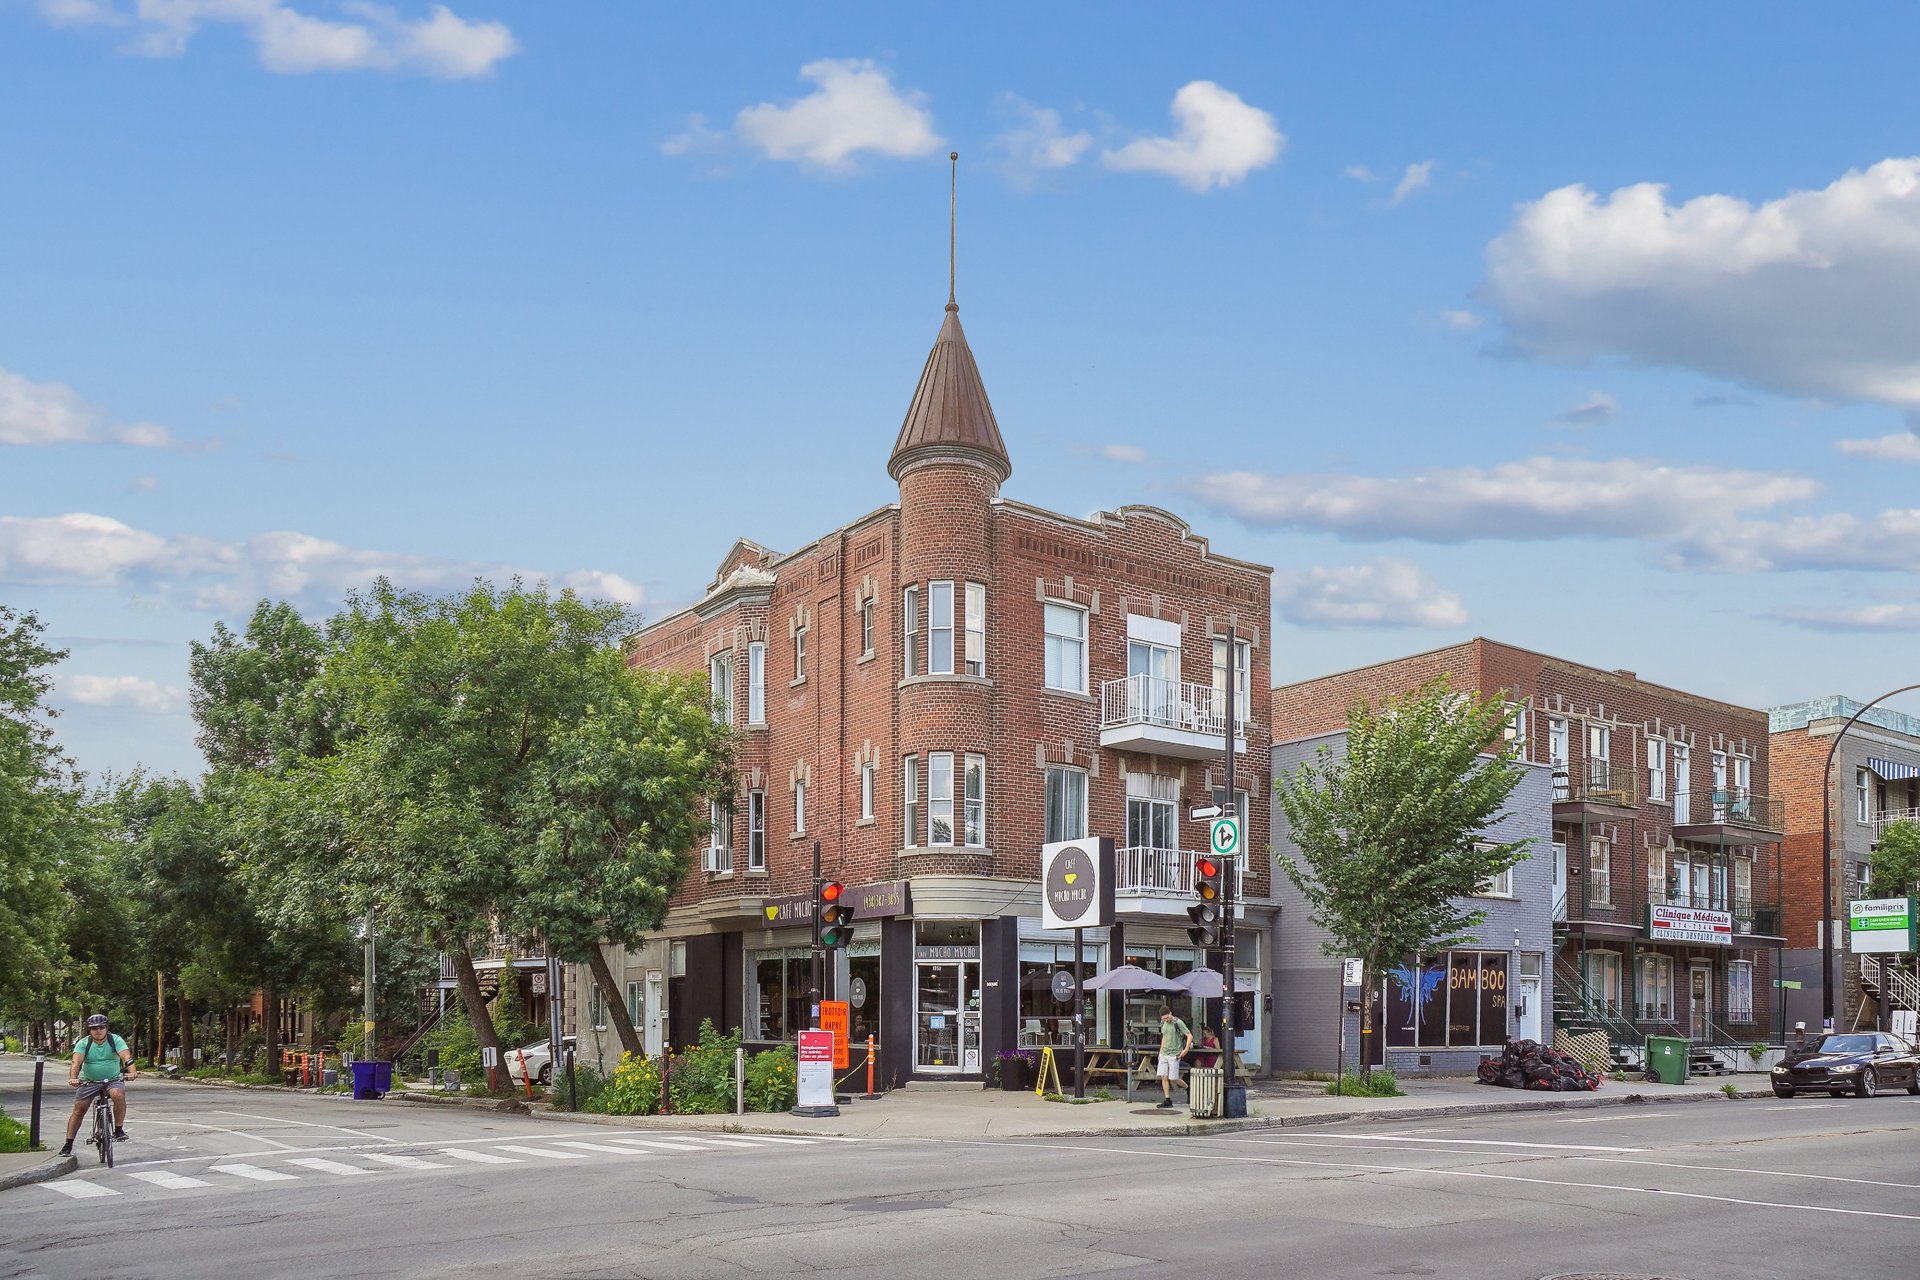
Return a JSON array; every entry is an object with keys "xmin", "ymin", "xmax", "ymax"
[
  {"xmin": 1173, "ymin": 966, "xmax": 1257, "ymax": 998},
  {"xmin": 1082, "ymin": 964, "xmax": 1184, "ymax": 993}
]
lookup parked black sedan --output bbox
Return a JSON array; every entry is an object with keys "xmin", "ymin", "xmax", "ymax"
[{"xmin": 1772, "ymin": 1031, "xmax": 1920, "ymax": 1098}]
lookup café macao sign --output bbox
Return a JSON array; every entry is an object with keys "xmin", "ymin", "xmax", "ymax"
[
  {"xmin": 1849, "ymin": 897, "xmax": 1918, "ymax": 954},
  {"xmin": 1645, "ymin": 904, "xmax": 1734, "ymax": 945},
  {"xmin": 1041, "ymin": 837, "xmax": 1116, "ymax": 931},
  {"xmin": 759, "ymin": 880, "xmax": 911, "ymax": 928}
]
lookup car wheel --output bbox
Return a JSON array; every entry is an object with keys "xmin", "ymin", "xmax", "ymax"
[
  {"xmin": 1857, "ymin": 1070, "xmax": 1877, "ymax": 1099},
  {"xmin": 537, "ymin": 1065, "xmax": 551, "ymax": 1085},
  {"xmin": 1906, "ymin": 1080, "xmax": 1919, "ymax": 1096},
  {"xmin": 1771, "ymin": 1086, "xmax": 1794, "ymax": 1099}
]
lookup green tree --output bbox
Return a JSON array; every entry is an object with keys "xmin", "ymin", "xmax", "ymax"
[
  {"xmin": 514, "ymin": 653, "xmax": 733, "ymax": 1055},
  {"xmin": 1274, "ymin": 678, "xmax": 1531, "ymax": 1072},
  {"xmin": 1868, "ymin": 820, "xmax": 1920, "ymax": 898}
]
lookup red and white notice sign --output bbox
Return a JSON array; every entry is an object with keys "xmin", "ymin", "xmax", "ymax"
[
  {"xmin": 796, "ymin": 1029, "xmax": 836, "ymax": 1110},
  {"xmin": 1646, "ymin": 904, "xmax": 1734, "ymax": 945}
]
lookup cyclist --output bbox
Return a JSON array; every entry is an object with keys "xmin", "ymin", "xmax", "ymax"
[{"xmin": 60, "ymin": 1014, "xmax": 136, "ymax": 1156}]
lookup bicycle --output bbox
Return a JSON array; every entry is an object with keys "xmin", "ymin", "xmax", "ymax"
[{"xmin": 81, "ymin": 1077, "xmax": 121, "ymax": 1168}]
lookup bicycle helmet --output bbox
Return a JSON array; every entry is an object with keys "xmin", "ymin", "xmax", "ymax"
[{"xmin": 86, "ymin": 1014, "xmax": 108, "ymax": 1028}]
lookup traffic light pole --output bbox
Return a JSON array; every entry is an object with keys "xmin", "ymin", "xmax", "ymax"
[
  {"xmin": 1221, "ymin": 624, "xmax": 1238, "ymax": 1101},
  {"xmin": 809, "ymin": 839, "xmax": 823, "ymax": 1031}
]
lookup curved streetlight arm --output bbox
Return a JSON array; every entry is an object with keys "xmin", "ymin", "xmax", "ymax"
[{"xmin": 1821, "ymin": 682, "xmax": 1920, "ymax": 1029}]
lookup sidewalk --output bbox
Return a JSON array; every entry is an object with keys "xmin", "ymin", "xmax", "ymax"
[{"xmin": 0, "ymin": 1149, "xmax": 78, "ymax": 1191}]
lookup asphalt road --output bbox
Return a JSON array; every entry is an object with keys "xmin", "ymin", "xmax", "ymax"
[{"xmin": 4, "ymin": 1063, "xmax": 1917, "ymax": 1280}]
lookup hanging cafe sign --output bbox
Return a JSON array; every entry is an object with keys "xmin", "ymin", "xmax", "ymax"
[{"xmin": 1645, "ymin": 904, "xmax": 1734, "ymax": 945}]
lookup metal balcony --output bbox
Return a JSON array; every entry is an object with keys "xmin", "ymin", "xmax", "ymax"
[
  {"xmin": 1114, "ymin": 846, "xmax": 1248, "ymax": 915},
  {"xmin": 1870, "ymin": 805, "xmax": 1920, "ymax": 838},
  {"xmin": 1099, "ymin": 675, "xmax": 1248, "ymax": 760},
  {"xmin": 1552, "ymin": 761, "xmax": 1639, "ymax": 812},
  {"xmin": 1672, "ymin": 788, "xmax": 1785, "ymax": 841}
]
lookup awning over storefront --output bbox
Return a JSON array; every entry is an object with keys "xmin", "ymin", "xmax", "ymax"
[{"xmin": 1866, "ymin": 756, "xmax": 1920, "ymax": 782}]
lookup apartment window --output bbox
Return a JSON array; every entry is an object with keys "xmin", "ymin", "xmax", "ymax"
[
  {"xmin": 1588, "ymin": 837, "xmax": 1611, "ymax": 906},
  {"xmin": 964, "ymin": 583, "xmax": 985, "ymax": 677},
  {"xmin": 1727, "ymin": 960, "xmax": 1755, "ymax": 1023},
  {"xmin": 1734, "ymin": 854, "xmax": 1752, "ymax": 916},
  {"xmin": 1857, "ymin": 767, "xmax": 1871, "ymax": 822},
  {"xmin": 588, "ymin": 983, "xmax": 606, "ymax": 1029},
  {"xmin": 1548, "ymin": 717, "xmax": 1569, "ymax": 767},
  {"xmin": 928, "ymin": 751, "xmax": 955, "ymax": 845},
  {"xmin": 1673, "ymin": 741, "xmax": 1692, "ymax": 822},
  {"xmin": 859, "ymin": 597, "xmax": 875, "ymax": 658},
  {"xmin": 709, "ymin": 652, "xmax": 734, "ymax": 726},
  {"xmin": 706, "ymin": 800, "xmax": 733, "ymax": 873},
  {"xmin": 1211, "ymin": 637, "xmax": 1251, "ymax": 719},
  {"xmin": 962, "ymin": 753, "xmax": 985, "ymax": 847},
  {"xmin": 903, "ymin": 588, "xmax": 920, "ymax": 678},
  {"xmin": 1712, "ymin": 749, "xmax": 1728, "ymax": 792},
  {"xmin": 1648, "ymin": 844, "xmax": 1667, "ymax": 905},
  {"xmin": 859, "ymin": 764, "xmax": 874, "ymax": 822},
  {"xmin": 1502, "ymin": 702, "xmax": 1528, "ymax": 758},
  {"xmin": 1638, "ymin": 953, "xmax": 1673, "ymax": 1021},
  {"xmin": 1044, "ymin": 766, "xmax": 1088, "ymax": 843},
  {"xmin": 1647, "ymin": 737, "xmax": 1667, "ymax": 801},
  {"xmin": 1043, "ymin": 603, "xmax": 1088, "ymax": 693},
  {"xmin": 747, "ymin": 790, "xmax": 766, "ymax": 871},
  {"xmin": 1588, "ymin": 722, "xmax": 1611, "ymax": 764},
  {"xmin": 903, "ymin": 756, "xmax": 920, "ymax": 847},
  {"xmin": 929, "ymin": 581, "xmax": 955, "ymax": 675},
  {"xmin": 670, "ymin": 940, "xmax": 687, "ymax": 978},
  {"xmin": 1583, "ymin": 951, "xmax": 1622, "ymax": 1015},
  {"xmin": 625, "ymin": 981, "xmax": 643, "ymax": 1029},
  {"xmin": 746, "ymin": 642, "xmax": 766, "ymax": 725},
  {"xmin": 793, "ymin": 623, "xmax": 808, "ymax": 681},
  {"xmin": 1125, "ymin": 771, "xmax": 1177, "ymax": 851},
  {"xmin": 1477, "ymin": 842, "xmax": 1514, "ymax": 898},
  {"xmin": 793, "ymin": 779, "xmax": 807, "ymax": 835},
  {"xmin": 1733, "ymin": 754, "xmax": 1751, "ymax": 795}
]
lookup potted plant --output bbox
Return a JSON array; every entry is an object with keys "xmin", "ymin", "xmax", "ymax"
[{"xmin": 996, "ymin": 1048, "xmax": 1036, "ymax": 1091}]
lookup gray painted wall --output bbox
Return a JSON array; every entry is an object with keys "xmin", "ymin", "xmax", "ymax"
[{"xmin": 1270, "ymin": 730, "xmax": 1556, "ymax": 1075}]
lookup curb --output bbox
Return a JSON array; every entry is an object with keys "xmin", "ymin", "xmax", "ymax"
[{"xmin": 0, "ymin": 1153, "xmax": 78, "ymax": 1193}]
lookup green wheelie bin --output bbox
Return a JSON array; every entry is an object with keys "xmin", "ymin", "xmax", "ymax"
[{"xmin": 1644, "ymin": 1035, "xmax": 1689, "ymax": 1084}]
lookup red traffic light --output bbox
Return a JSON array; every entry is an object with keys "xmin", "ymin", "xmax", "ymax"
[
  {"xmin": 1194, "ymin": 858, "xmax": 1219, "ymax": 879},
  {"xmin": 821, "ymin": 881, "xmax": 844, "ymax": 902}
]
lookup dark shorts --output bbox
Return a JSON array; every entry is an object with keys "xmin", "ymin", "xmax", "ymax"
[{"xmin": 75, "ymin": 1078, "xmax": 124, "ymax": 1103}]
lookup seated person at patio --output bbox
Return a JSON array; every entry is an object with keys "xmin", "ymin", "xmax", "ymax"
[
  {"xmin": 1190, "ymin": 1025, "xmax": 1222, "ymax": 1069},
  {"xmin": 1155, "ymin": 1005, "xmax": 1191, "ymax": 1108}
]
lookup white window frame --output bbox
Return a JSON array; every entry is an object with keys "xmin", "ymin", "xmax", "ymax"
[
  {"xmin": 1588, "ymin": 722, "xmax": 1611, "ymax": 764},
  {"xmin": 1588, "ymin": 836, "xmax": 1611, "ymax": 906},
  {"xmin": 1647, "ymin": 737, "xmax": 1667, "ymax": 802},
  {"xmin": 1548, "ymin": 717, "xmax": 1569, "ymax": 768},
  {"xmin": 1043, "ymin": 602, "xmax": 1088, "ymax": 694},
  {"xmin": 903, "ymin": 756, "xmax": 920, "ymax": 848},
  {"xmin": 1125, "ymin": 771, "xmax": 1178, "ymax": 853},
  {"xmin": 1673, "ymin": 741, "xmax": 1692, "ymax": 822},
  {"xmin": 706, "ymin": 799, "xmax": 733, "ymax": 874},
  {"xmin": 1648, "ymin": 844, "xmax": 1667, "ymax": 905},
  {"xmin": 1857, "ymin": 767, "xmax": 1871, "ymax": 823},
  {"xmin": 1044, "ymin": 765, "xmax": 1088, "ymax": 843},
  {"xmin": 1638, "ymin": 953, "xmax": 1673, "ymax": 1021},
  {"xmin": 903, "ymin": 587, "xmax": 920, "ymax": 678},
  {"xmin": 859, "ymin": 597, "xmax": 875, "ymax": 658},
  {"xmin": 1734, "ymin": 854, "xmax": 1752, "ymax": 917},
  {"xmin": 747, "ymin": 789, "xmax": 766, "ymax": 872},
  {"xmin": 1476, "ymin": 841, "xmax": 1514, "ymax": 898},
  {"xmin": 1502, "ymin": 702, "xmax": 1528, "ymax": 759},
  {"xmin": 928, "ymin": 751, "xmax": 955, "ymax": 845},
  {"xmin": 1583, "ymin": 949, "xmax": 1623, "ymax": 1016},
  {"xmin": 793, "ymin": 622, "xmax": 807, "ymax": 682},
  {"xmin": 1733, "ymin": 753, "xmax": 1751, "ymax": 795},
  {"xmin": 1727, "ymin": 960, "xmax": 1755, "ymax": 1023},
  {"xmin": 859, "ymin": 763, "xmax": 875, "ymax": 822},
  {"xmin": 962, "ymin": 753, "xmax": 985, "ymax": 847},
  {"xmin": 964, "ymin": 582, "xmax": 985, "ymax": 678},
  {"xmin": 928, "ymin": 581, "xmax": 955, "ymax": 675},
  {"xmin": 625, "ymin": 980, "xmax": 643, "ymax": 1028},
  {"xmin": 588, "ymin": 983, "xmax": 606, "ymax": 1029},
  {"xmin": 793, "ymin": 778, "xmax": 807, "ymax": 836},
  {"xmin": 709, "ymin": 652, "xmax": 733, "ymax": 726},
  {"xmin": 746, "ymin": 642, "xmax": 765, "ymax": 725},
  {"xmin": 1211, "ymin": 636, "xmax": 1251, "ymax": 717}
]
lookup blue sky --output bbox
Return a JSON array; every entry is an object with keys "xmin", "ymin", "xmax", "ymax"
[{"xmin": 5, "ymin": 2, "xmax": 1919, "ymax": 782}]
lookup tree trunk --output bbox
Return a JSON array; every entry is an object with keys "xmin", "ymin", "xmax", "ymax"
[
  {"xmin": 178, "ymin": 993, "xmax": 194, "ymax": 1068},
  {"xmin": 263, "ymin": 988, "xmax": 281, "ymax": 1073},
  {"xmin": 448, "ymin": 945, "xmax": 508, "ymax": 1092},
  {"xmin": 587, "ymin": 945, "xmax": 643, "ymax": 1058},
  {"xmin": 226, "ymin": 1009, "xmax": 239, "ymax": 1069},
  {"xmin": 1359, "ymin": 959, "xmax": 1378, "ymax": 1078}
]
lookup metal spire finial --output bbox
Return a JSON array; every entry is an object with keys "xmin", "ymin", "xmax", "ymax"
[{"xmin": 947, "ymin": 151, "xmax": 959, "ymax": 313}]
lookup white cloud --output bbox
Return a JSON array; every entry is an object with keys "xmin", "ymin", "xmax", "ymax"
[
  {"xmin": 1836, "ymin": 431, "xmax": 1920, "ymax": 462},
  {"xmin": 1390, "ymin": 160, "xmax": 1435, "ymax": 205},
  {"xmin": 990, "ymin": 95, "xmax": 1092, "ymax": 176},
  {"xmin": 1102, "ymin": 81, "xmax": 1283, "ymax": 193},
  {"xmin": 0, "ymin": 512, "xmax": 644, "ymax": 608},
  {"xmin": 1555, "ymin": 390, "xmax": 1619, "ymax": 426},
  {"xmin": 1188, "ymin": 456, "xmax": 1817, "ymax": 542},
  {"xmin": 1440, "ymin": 309, "xmax": 1483, "ymax": 330},
  {"xmin": 0, "ymin": 366, "xmax": 177, "ymax": 448},
  {"xmin": 1483, "ymin": 157, "xmax": 1920, "ymax": 411},
  {"xmin": 733, "ymin": 59, "xmax": 941, "ymax": 168},
  {"xmin": 1343, "ymin": 165, "xmax": 1378, "ymax": 184},
  {"xmin": 661, "ymin": 113, "xmax": 728, "ymax": 158},
  {"xmin": 61, "ymin": 673, "xmax": 187, "ymax": 715},
  {"xmin": 1099, "ymin": 444, "xmax": 1148, "ymax": 464},
  {"xmin": 1774, "ymin": 602, "xmax": 1920, "ymax": 632},
  {"xmin": 1668, "ymin": 508, "xmax": 1920, "ymax": 573},
  {"xmin": 1274, "ymin": 558, "xmax": 1467, "ymax": 630},
  {"xmin": 42, "ymin": 1, "xmax": 516, "ymax": 78}
]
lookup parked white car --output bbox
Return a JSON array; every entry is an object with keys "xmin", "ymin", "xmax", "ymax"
[{"xmin": 504, "ymin": 1041, "xmax": 552, "ymax": 1086}]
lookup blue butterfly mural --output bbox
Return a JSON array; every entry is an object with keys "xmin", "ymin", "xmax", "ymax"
[{"xmin": 1388, "ymin": 960, "xmax": 1447, "ymax": 1035}]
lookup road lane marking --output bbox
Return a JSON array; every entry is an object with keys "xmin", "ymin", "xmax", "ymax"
[
  {"xmin": 438, "ymin": 1148, "xmax": 521, "ymax": 1164},
  {"xmin": 1559, "ymin": 1111, "xmax": 1677, "ymax": 1123},
  {"xmin": 550, "ymin": 1140, "xmax": 656, "ymax": 1155},
  {"xmin": 607, "ymin": 1138, "xmax": 726, "ymax": 1153},
  {"xmin": 287, "ymin": 1158, "xmax": 371, "ymax": 1176},
  {"xmin": 669, "ymin": 1135, "xmax": 790, "ymax": 1147},
  {"xmin": 40, "ymin": 1181, "xmax": 119, "ymax": 1199},
  {"xmin": 213, "ymin": 1110, "xmax": 400, "ymax": 1145},
  {"xmin": 491, "ymin": 1144, "xmax": 590, "ymax": 1160},
  {"xmin": 211, "ymin": 1164, "xmax": 299, "ymax": 1182},
  {"xmin": 151, "ymin": 1119, "xmax": 300, "ymax": 1151},
  {"xmin": 1303, "ymin": 1133, "xmax": 1643, "ymax": 1153},
  {"xmin": 1585, "ymin": 1155, "xmax": 1920, "ymax": 1190},
  {"xmin": 127, "ymin": 1170, "xmax": 213, "ymax": 1190},
  {"xmin": 359, "ymin": 1153, "xmax": 449, "ymax": 1170},
  {"xmin": 695, "ymin": 1134, "xmax": 816, "ymax": 1145}
]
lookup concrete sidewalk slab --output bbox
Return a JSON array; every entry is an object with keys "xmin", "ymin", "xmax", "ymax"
[{"xmin": 0, "ymin": 1150, "xmax": 78, "ymax": 1192}]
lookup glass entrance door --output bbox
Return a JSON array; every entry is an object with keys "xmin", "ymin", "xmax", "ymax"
[
  {"xmin": 1689, "ymin": 966, "xmax": 1712, "ymax": 1040},
  {"xmin": 915, "ymin": 963, "xmax": 979, "ymax": 1072}
]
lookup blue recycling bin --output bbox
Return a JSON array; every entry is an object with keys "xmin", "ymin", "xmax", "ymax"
[{"xmin": 351, "ymin": 1059, "xmax": 393, "ymax": 1100}]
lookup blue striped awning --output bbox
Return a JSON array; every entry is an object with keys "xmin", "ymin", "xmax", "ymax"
[{"xmin": 1866, "ymin": 756, "xmax": 1920, "ymax": 782}]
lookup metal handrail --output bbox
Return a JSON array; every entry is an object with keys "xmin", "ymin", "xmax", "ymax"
[
  {"xmin": 1099, "ymin": 675, "xmax": 1248, "ymax": 736},
  {"xmin": 1551, "ymin": 957, "xmax": 1642, "ymax": 1056},
  {"xmin": 1115, "ymin": 845, "xmax": 1246, "ymax": 894},
  {"xmin": 1552, "ymin": 761, "xmax": 1639, "ymax": 807},
  {"xmin": 1702, "ymin": 787, "xmax": 1786, "ymax": 831},
  {"xmin": 1861, "ymin": 955, "xmax": 1920, "ymax": 1012},
  {"xmin": 1869, "ymin": 806, "xmax": 1920, "ymax": 835}
]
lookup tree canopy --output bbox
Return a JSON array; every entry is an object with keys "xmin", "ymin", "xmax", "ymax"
[{"xmin": 1868, "ymin": 820, "xmax": 1920, "ymax": 899}]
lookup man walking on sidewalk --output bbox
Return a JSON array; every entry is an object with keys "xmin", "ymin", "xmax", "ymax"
[{"xmin": 1155, "ymin": 1005, "xmax": 1191, "ymax": 1109}]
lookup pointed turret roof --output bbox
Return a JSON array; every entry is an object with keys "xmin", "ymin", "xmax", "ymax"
[{"xmin": 887, "ymin": 304, "xmax": 1012, "ymax": 487}]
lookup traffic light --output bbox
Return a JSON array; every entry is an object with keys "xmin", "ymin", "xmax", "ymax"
[
  {"xmin": 819, "ymin": 881, "xmax": 856, "ymax": 949},
  {"xmin": 1187, "ymin": 857, "xmax": 1222, "ymax": 946}
]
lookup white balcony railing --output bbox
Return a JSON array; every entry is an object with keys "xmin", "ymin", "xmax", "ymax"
[
  {"xmin": 1870, "ymin": 805, "xmax": 1920, "ymax": 835},
  {"xmin": 1116, "ymin": 846, "xmax": 1247, "ymax": 895},
  {"xmin": 1101, "ymin": 675, "xmax": 1246, "ymax": 736}
]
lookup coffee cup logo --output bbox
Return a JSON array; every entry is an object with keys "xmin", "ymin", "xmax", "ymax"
[{"xmin": 1046, "ymin": 844, "xmax": 1096, "ymax": 923}]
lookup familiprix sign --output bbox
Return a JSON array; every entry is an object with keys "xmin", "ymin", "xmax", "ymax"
[
  {"xmin": 1646, "ymin": 904, "xmax": 1734, "ymax": 945},
  {"xmin": 1849, "ymin": 897, "xmax": 1918, "ymax": 954}
]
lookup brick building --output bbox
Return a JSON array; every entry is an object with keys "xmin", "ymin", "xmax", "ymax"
[
  {"xmin": 1768, "ymin": 696, "xmax": 1920, "ymax": 1033},
  {"xmin": 577, "ymin": 292, "xmax": 1275, "ymax": 1085},
  {"xmin": 1274, "ymin": 637, "xmax": 1788, "ymax": 1067}
]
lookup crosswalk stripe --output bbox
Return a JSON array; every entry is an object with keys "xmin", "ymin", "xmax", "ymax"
[
  {"xmin": 212, "ymin": 1164, "xmax": 300, "ymax": 1182},
  {"xmin": 360, "ymin": 1153, "xmax": 449, "ymax": 1171},
  {"xmin": 491, "ymin": 1144, "xmax": 590, "ymax": 1160},
  {"xmin": 287, "ymin": 1158, "xmax": 371, "ymax": 1176},
  {"xmin": 128, "ymin": 1170, "xmax": 213, "ymax": 1190},
  {"xmin": 438, "ymin": 1147, "xmax": 521, "ymax": 1164},
  {"xmin": 41, "ymin": 1180, "xmax": 119, "ymax": 1199},
  {"xmin": 694, "ymin": 1134, "xmax": 815, "ymax": 1145},
  {"xmin": 607, "ymin": 1138, "xmax": 725, "ymax": 1153},
  {"xmin": 674, "ymin": 1135, "xmax": 793, "ymax": 1147},
  {"xmin": 551, "ymin": 1140, "xmax": 656, "ymax": 1156}
]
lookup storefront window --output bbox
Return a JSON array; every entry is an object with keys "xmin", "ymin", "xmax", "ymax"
[
  {"xmin": 914, "ymin": 920, "xmax": 981, "ymax": 1073},
  {"xmin": 1381, "ymin": 951, "xmax": 1509, "ymax": 1049},
  {"xmin": 1017, "ymin": 941, "xmax": 1096, "ymax": 1047},
  {"xmin": 745, "ymin": 950, "xmax": 812, "ymax": 1042},
  {"xmin": 1119, "ymin": 944, "xmax": 1202, "ymax": 1046}
]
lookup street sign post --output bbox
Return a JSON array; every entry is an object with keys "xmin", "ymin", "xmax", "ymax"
[{"xmin": 1209, "ymin": 816, "xmax": 1242, "ymax": 860}]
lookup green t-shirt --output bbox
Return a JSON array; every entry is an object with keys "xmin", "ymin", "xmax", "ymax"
[
  {"xmin": 73, "ymin": 1033, "xmax": 127, "ymax": 1081},
  {"xmin": 1159, "ymin": 1017, "xmax": 1190, "ymax": 1056}
]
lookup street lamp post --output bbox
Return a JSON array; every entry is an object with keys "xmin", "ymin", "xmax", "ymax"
[{"xmin": 1819, "ymin": 683, "xmax": 1920, "ymax": 1031}]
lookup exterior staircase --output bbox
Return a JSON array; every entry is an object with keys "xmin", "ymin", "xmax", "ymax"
[
  {"xmin": 1856, "ymin": 955, "xmax": 1919, "ymax": 1030},
  {"xmin": 1550, "ymin": 954, "xmax": 1640, "ymax": 1072}
]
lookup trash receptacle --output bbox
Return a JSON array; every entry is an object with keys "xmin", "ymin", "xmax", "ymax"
[
  {"xmin": 350, "ymin": 1060, "xmax": 393, "ymax": 1100},
  {"xmin": 1645, "ymin": 1035, "xmax": 1689, "ymax": 1084},
  {"xmin": 1188, "ymin": 1066, "xmax": 1223, "ymax": 1118}
]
